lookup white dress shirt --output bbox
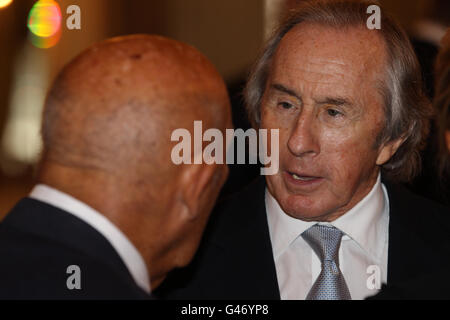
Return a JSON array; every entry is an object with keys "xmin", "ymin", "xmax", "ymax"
[
  {"xmin": 266, "ymin": 174, "xmax": 389, "ymax": 300},
  {"xmin": 30, "ymin": 184, "xmax": 151, "ymax": 294}
]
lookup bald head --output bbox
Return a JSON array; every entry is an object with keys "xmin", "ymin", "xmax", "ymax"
[
  {"xmin": 39, "ymin": 35, "xmax": 232, "ymax": 289},
  {"xmin": 42, "ymin": 34, "xmax": 230, "ymax": 177}
]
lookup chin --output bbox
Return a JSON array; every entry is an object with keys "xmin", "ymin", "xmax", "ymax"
[
  {"xmin": 174, "ymin": 245, "xmax": 198, "ymax": 268},
  {"xmin": 278, "ymin": 193, "xmax": 337, "ymax": 222},
  {"xmin": 267, "ymin": 175, "xmax": 340, "ymax": 222}
]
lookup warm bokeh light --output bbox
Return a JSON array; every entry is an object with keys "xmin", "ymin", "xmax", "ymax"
[
  {"xmin": 27, "ymin": 0, "xmax": 62, "ymax": 38},
  {"xmin": 28, "ymin": 27, "xmax": 61, "ymax": 49},
  {"xmin": 0, "ymin": 0, "xmax": 13, "ymax": 9},
  {"xmin": 1, "ymin": 43, "xmax": 49, "ymax": 176}
]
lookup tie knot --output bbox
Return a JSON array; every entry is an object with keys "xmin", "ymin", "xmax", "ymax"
[{"xmin": 302, "ymin": 224, "xmax": 343, "ymax": 263}]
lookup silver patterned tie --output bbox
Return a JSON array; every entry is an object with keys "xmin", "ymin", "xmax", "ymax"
[{"xmin": 302, "ymin": 224, "xmax": 352, "ymax": 300}]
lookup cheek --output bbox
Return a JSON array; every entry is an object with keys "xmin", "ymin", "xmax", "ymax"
[{"xmin": 322, "ymin": 130, "xmax": 379, "ymax": 184}]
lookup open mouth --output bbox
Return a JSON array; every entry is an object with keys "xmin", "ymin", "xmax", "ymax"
[
  {"xmin": 290, "ymin": 173, "xmax": 319, "ymax": 181},
  {"xmin": 288, "ymin": 171, "xmax": 321, "ymax": 181},
  {"xmin": 284, "ymin": 171, "xmax": 324, "ymax": 188}
]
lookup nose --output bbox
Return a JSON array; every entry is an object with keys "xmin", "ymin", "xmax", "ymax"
[{"xmin": 287, "ymin": 112, "xmax": 319, "ymax": 157}]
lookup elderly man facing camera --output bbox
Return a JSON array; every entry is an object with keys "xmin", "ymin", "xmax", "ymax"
[
  {"xmin": 160, "ymin": 0, "xmax": 450, "ymax": 300},
  {"xmin": 0, "ymin": 35, "xmax": 231, "ymax": 299}
]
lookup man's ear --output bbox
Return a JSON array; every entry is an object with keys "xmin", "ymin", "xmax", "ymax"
[
  {"xmin": 178, "ymin": 163, "xmax": 220, "ymax": 220},
  {"xmin": 376, "ymin": 136, "xmax": 406, "ymax": 166}
]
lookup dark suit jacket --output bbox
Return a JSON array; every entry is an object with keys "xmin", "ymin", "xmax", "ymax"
[
  {"xmin": 157, "ymin": 177, "xmax": 450, "ymax": 300},
  {"xmin": 0, "ymin": 198, "xmax": 150, "ymax": 300}
]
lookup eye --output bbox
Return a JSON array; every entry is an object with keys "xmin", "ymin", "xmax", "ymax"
[
  {"xmin": 326, "ymin": 108, "xmax": 342, "ymax": 117},
  {"xmin": 278, "ymin": 102, "xmax": 294, "ymax": 109}
]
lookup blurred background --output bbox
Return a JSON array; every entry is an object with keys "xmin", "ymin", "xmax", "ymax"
[{"xmin": 0, "ymin": 0, "xmax": 449, "ymax": 217}]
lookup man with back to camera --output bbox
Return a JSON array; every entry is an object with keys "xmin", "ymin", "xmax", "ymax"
[
  {"xmin": 159, "ymin": 0, "xmax": 450, "ymax": 300},
  {"xmin": 0, "ymin": 34, "xmax": 232, "ymax": 299}
]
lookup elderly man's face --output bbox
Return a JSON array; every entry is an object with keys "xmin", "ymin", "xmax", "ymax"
[{"xmin": 261, "ymin": 23, "xmax": 394, "ymax": 221}]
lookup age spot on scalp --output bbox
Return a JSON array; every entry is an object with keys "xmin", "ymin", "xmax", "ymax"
[{"xmin": 130, "ymin": 53, "xmax": 142, "ymax": 60}]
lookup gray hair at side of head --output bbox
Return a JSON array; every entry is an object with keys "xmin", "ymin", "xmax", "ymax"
[{"xmin": 244, "ymin": 0, "xmax": 432, "ymax": 182}]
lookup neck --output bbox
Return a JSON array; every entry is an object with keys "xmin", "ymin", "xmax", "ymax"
[{"xmin": 38, "ymin": 161, "xmax": 161, "ymax": 284}]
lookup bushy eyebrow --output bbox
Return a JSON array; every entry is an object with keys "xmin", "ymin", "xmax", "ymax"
[
  {"xmin": 270, "ymin": 83, "xmax": 353, "ymax": 108},
  {"xmin": 316, "ymin": 97, "xmax": 353, "ymax": 108},
  {"xmin": 271, "ymin": 84, "xmax": 302, "ymax": 101}
]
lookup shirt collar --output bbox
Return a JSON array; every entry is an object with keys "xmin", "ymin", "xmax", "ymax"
[
  {"xmin": 29, "ymin": 184, "xmax": 151, "ymax": 294},
  {"xmin": 332, "ymin": 174, "xmax": 389, "ymax": 262},
  {"xmin": 266, "ymin": 189, "xmax": 317, "ymax": 259},
  {"xmin": 266, "ymin": 174, "xmax": 389, "ymax": 263}
]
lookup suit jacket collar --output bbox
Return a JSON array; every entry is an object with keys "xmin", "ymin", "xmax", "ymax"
[
  {"xmin": 2, "ymin": 198, "xmax": 141, "ymax": 290},
  {"xmin": 29, "ymin": 184, "xmax": 150, "ymax": 293}
]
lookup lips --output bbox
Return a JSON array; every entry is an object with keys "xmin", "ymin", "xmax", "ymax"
[
  {"xmin": 283, "ymin": 170, "xmax": 324, "ymax": 189},
  {"xmin": 290, "ymin": 172, "xmax": 320, "ymax": 181},
  {"xmin": 287, "ymin": 170, "xmax": 321, "ymax": 180}
]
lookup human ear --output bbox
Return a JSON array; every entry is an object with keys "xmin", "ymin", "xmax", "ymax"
[
  {"xmin": 178, "ymin": 163, "xmax": 224, "ymax": 220},
  {"xmin": 376, "ymin": 137, "xmax": 406, "ymax": 166}
]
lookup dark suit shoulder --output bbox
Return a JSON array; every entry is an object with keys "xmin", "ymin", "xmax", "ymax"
[
  {"xmin": 205, "ymin": 177, "xmax": 266, "ymax": 246},
  {"xmin": 371, "ymin": 185, "xmax": 450, "ymax": 299},
  {"xmin": 386, "ymin": 182, "xmax": 450, "ymax": 235},
  {"xmin": 384, "ymin": 182, "xmax": 450, "ymax": 294},
  {"xmin": 0, "ymin": 199, "xmax": 149, "ymax": 299}
]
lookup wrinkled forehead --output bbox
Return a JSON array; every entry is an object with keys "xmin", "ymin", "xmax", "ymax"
[{"xmin": 271, "ymin": 23, "xmax": 388, "ymax": 89}]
